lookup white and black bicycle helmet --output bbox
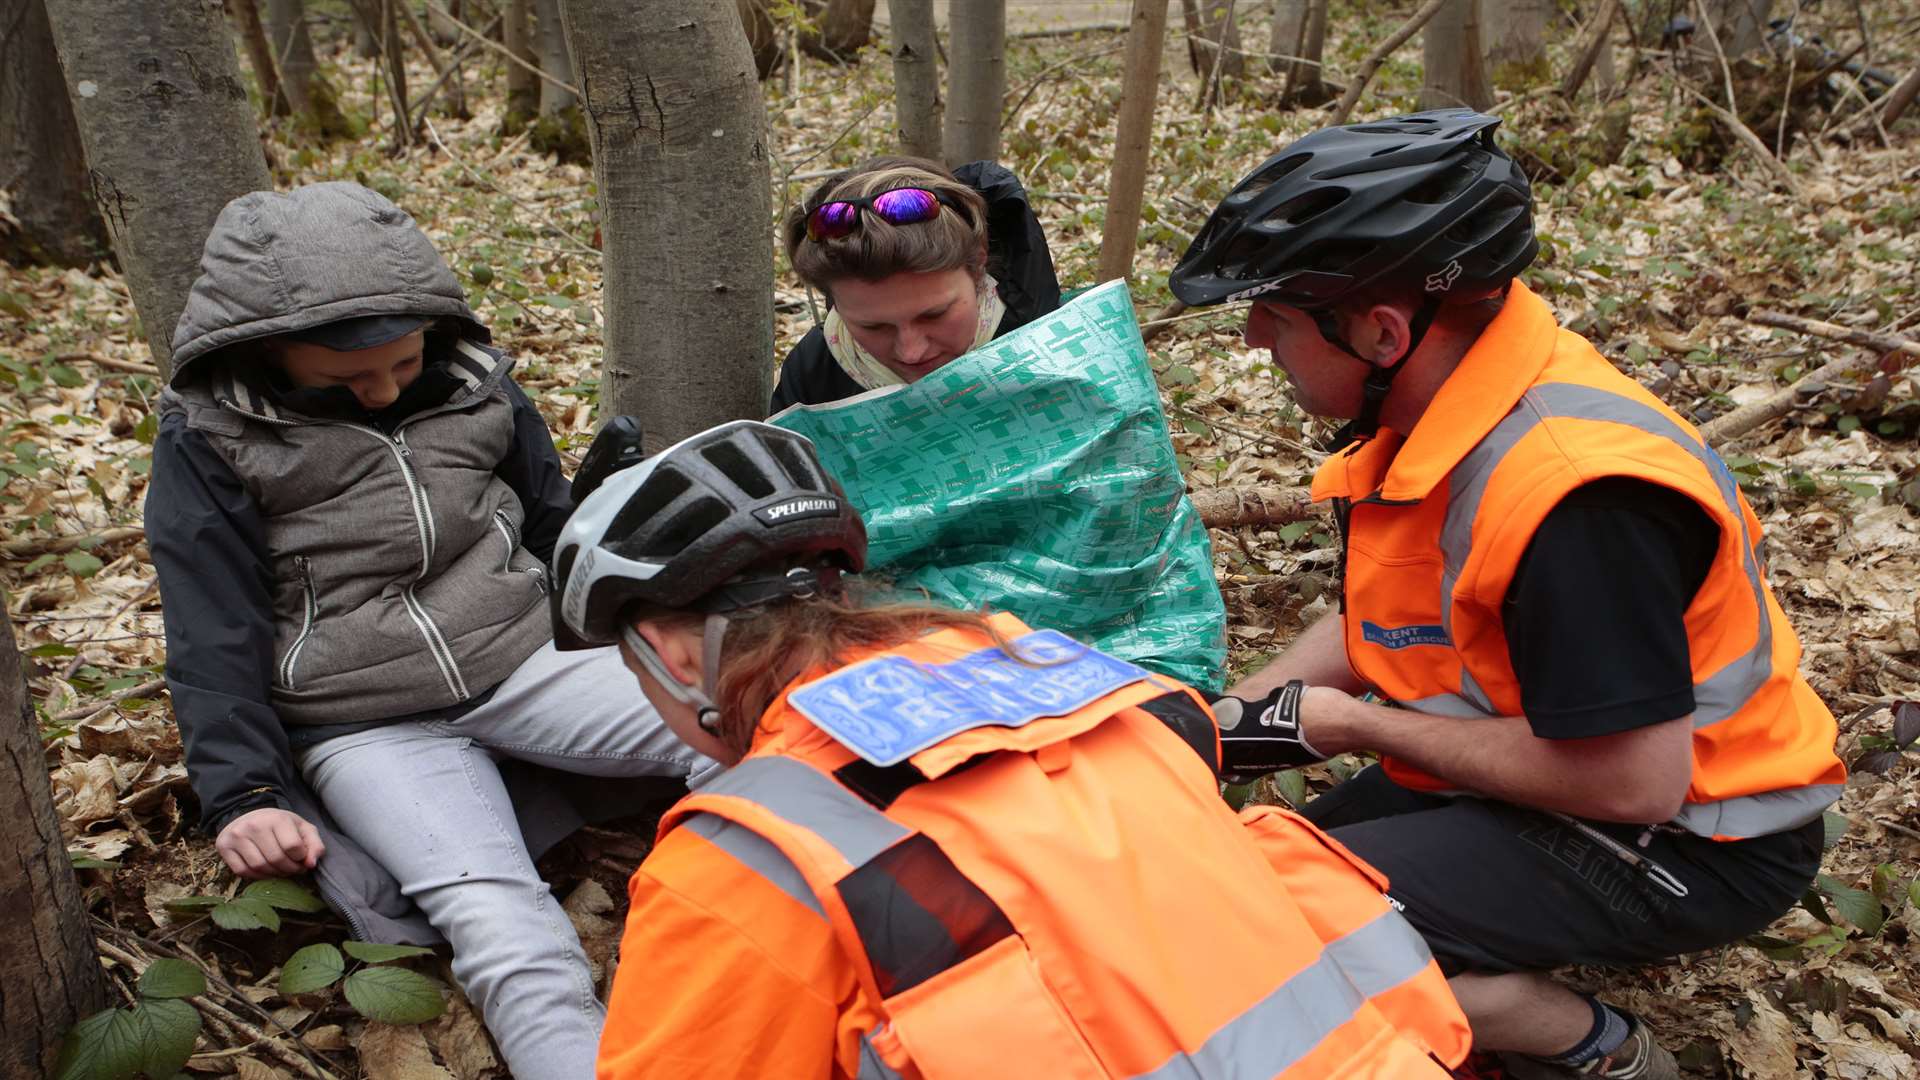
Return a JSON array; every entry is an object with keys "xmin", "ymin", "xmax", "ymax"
[{"xmin": 551, "ymin": 419, "xmax": 867, "ymax": 653}]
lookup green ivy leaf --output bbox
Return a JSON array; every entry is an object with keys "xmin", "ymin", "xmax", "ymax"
[
  {"xmin": 210, "ymin": 896, "xmax": 280, "ymax": 932},
  {"xmin": 137, "ymin": 958, "xmax": 206, "ymax": 1000},
  {"xmin": 132, "ymin": 413, "xmax": 158, "ymax": 446},
  {"xmin": 68, "ymin": 851, "xmax": 119, "ymax": 871},
  {"xmin": 1821, "ymin": 811, "xmax": 1849, "ymax": 849},
  {"xmin": 1273, "ymin": 768, "xmax": 1309, "ymax": 807},
  {"xmin": 1277, "ymin": 521, "xmax": 1313, "ymax": 544},
  {"xmin": 279, "ymin": 943, "xmax": 346, "ymax": 996},
  {"xmin": 1815, "ymin": 873, "xmax": 1886, "ymax": 935},
  {"xmin": 161, "ymin": 895, "xmax": 226, "ymax": 914},
  {"xmin": 30, "ymin": 642, "xmax": 79, "ymax": 657},
  {"xmin": 49, "ymin": 363, "xmax": 86, "ymax": 388},
  {"xmin": 342, "ymin": 966, "xmax": 446, "ymax": 1024},
  {"xmin": 341, "ymin": 940, "xmax": 437, "ymax": 963},
  {"xmin": 1871, "ymin": 864, "xmax": 1904, "ymax": 904},
  {"xmin": 243, "ymin": 878, "xmax": 327, "ymax": 913},
  {"xmin": 63, "ymin": 551, "xmax": 104, "ymax": 578}
]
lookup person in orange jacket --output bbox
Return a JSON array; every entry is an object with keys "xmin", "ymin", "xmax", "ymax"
[
  {"xmin": 549, "ymin": 419, "xmax": 1472, "ymax": 1079},
  {"xmin": 1169, "ymin": 110, "xmax": 1845, "ymax": 1079}
]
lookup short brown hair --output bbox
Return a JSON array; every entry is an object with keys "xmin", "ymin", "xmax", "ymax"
[{"xmin": 784, "ymin": 156, "xmax": 989, "ymax": 297}]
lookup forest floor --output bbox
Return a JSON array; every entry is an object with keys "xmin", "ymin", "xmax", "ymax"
[{"xmin": 3, "ymin": 4, "xmax": 1918, "ymax": 1077}]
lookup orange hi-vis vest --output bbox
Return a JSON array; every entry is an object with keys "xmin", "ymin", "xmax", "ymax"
[
  {"xmin": 654, "ymin": 615, "xmax": 1470, "ymax": 1079},
  {"xmin": 1310, "ymin": 281, "xmax": 1845, "ymax": 841}
]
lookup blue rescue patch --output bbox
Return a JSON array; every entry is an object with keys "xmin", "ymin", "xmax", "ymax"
[
  {"xmin": 1360, "ymin": 621, "xmax": 1452, "ymax": 650},
  {"xmin": 788, "ymin": 629, "xmax": 1151, "ymax": 766}
]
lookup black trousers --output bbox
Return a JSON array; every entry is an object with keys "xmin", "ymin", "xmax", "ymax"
[{"xmin": 1299, "ymin": 765, "xmax": 1824, "ymax": 975}]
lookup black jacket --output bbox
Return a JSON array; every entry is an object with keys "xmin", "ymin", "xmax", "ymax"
[{"xmin": 769, "ymin": 161, "xmax": 1063, "ymax": 413}]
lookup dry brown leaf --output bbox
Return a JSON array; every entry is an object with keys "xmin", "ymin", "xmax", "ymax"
[
  {"xmin": 303, "ymin": 1025, "xmax": 350, "ymax": 1051},
  {"xmin": 1723, "ymin": 991, "xmax": 1806, "ymax": 1079},
  {"xmin": 427, "ymin": 989, "xmax": 501, "ymax": 1080},
  {"xmin": 233, "ymin": 1056, "xmax": 292, "ymax": 1080},
  {"xmin": 360, "ymin": 1023, "xmax": 455, "ymax": 1080}
]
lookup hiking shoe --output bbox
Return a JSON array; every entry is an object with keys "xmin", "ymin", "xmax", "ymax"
[{"xmin": 1499, "ymin": 1015, "xmax": 1680, "ymax": 1080}]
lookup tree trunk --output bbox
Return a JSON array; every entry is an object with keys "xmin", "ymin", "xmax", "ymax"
[
  {"xmin": 1097, "ymin": 0, "xmax": 1170, "ymax": 285},
  {"xmin": 0, "ymin": 0, "xmax": 109, "ymax": 268},
  {"xmin": 1484, "ymin": 0, "xmax": 1551, "ymax": 89},
  {"xmin": 943, "ymin": 0, "xmax": 1003, "ymax": 165},
  {"xmin": 1420, "ymin": 0, "xmax": 1492, "ymax": 110},
  {"xmin": 228, "ymin": 0, "xmax": 287, "ymax": 116},
  {"xmin": 1269, "ymin": 0, "xmax": 1327, "ymax": 103},
  {"xmin": 559, "ymin": 0, "xmax": 773, "ymax": 447},
  {"xmin": 263, "ymin": 0, "xmax": 349, "ymax": 136},
  {"xmin": 889, "ymin": 0, "xmax": 938, "ymax": 157},
  {"xmin": 534, "ymin": 0, "xmax": 575, "ymax": 114},
  {"xmin": 44, "ymin": 0, "xmax": 273, "ymax": 379},
  {"xmin": 0, "ymin": 596, "xmax": 110, "ymax": 1079},
  {"xmin": 502, "ymin": 0, "xmax": 537, "ymax": 132},
  {"xmin": 800, "ymin": 0, "xmax": 874, "ymax": 63},
  {"xmin": 1559, "ymin": 0, "xmax": 1620, "ymax": 100},
  {"xmin": 735, "ymin": 0, "xmax": 782, "ymax": 80},
  {"xmin": 351, "ymin": 2, "xmax": 378, "ymax": 56},
  {"xmin": 1181, "ymin": 0, "xmax": 1243, "ymax": 92}
]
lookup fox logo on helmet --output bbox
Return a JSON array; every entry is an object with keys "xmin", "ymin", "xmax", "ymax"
[
  {"xmin": 754, "ymin": 496, "xmax": 841, "ymax": 527},
  {"xmin": 1425, "ymin": 260, "xmax": 1464, "ymax": 293}
]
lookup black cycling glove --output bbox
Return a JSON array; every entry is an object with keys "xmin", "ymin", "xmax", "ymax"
[{"xmin": 1210, "ymin": 680, "xmax": 1328, "ymax": 784}]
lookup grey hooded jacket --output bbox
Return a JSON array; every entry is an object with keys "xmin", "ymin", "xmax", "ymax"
[{"xmin": 147, "ymin": 183, "xmax": 646, "ymax": 943}]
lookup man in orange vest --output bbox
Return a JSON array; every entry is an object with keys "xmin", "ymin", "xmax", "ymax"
[{"xmin": 1171, "ymin": 110, "xmax": 1845, "ymax": 1079}]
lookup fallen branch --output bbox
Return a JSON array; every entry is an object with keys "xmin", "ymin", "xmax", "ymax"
[
  {"xmin": 1681, "ymin": 86, "xmax": 1804, "ymax": 197},
  {"xmin": 53, "ymin": 678, "xmax": 168, "ymax": 723},
  {"xmin": 1696, "ymin": 311, "xmax": 1920, "ymax": 444},
  {"xmin": 1141, "ymin": 299, "xmax": 1189, "ymax": 343},
  {"xmin": 1, "ymin": 525, "xmax": 145, "ymax": 559},
  {"xmin": 1747, "ymin": 310, "xmax": 1920, "ymax": 360},
  {"xmin": 58, "ymin": 352, "xmax": 161, "ymax": 377},
  {"xmin": 1190, "ymin": 485, "xmax": 1315, "ymax": 529},
  {"xmin": 1327, "ymin": 0, "xmax": 1451, "ymax": 125}
]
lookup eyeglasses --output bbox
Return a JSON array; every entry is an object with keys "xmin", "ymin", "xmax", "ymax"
[{"xmin": 805, "ymin": 187, "xmax": 957, "ymax": 242}]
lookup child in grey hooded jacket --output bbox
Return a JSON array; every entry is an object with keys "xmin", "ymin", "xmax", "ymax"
[{"xmin": 146, "ymin": 181, "xmax": 710, "ymax": 1080}]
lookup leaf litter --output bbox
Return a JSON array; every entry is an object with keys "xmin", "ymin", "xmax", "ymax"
[{"xmin": 3, "ymin": 5, "xmax": 1917, "ymax": 1075}]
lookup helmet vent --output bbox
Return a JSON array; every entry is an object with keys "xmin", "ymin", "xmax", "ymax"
[
  {"xmin": 1368, "ymin": 142, "xmax": 1409, "ymax": 157},
  {"xmin": 701, "ymin": 440, "xmax": 775, "ymax": 499},
  {"xmin": 1403, "ymin": 165, "xmax": 1477, "ymax": 205},
  {"xmin": 606, "ymin": 466, "xmax": 691, "ymax": 545},
  {"xmin": 767, "ymin": 435, "xmax": 820, "ymax": 488},
  {"xmin": 626, "ymin": 496, "xmax": 731, "ymax": 559},
  {"xmin": 1236, "ymin": 154, "xmax": 1310, "ymax": 201},
  {"xmin": 1305, "ymin": 241, "xmax": 1374, "ymax": 274},
  {"xmin": 1262, "ymin": 188, "xmax": 1346, "ymax": 227}
]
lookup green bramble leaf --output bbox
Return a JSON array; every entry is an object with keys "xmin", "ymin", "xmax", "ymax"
[
  {"xmin": 136, "ymin": 958, "xmax": 205, "ymax": 1000},
  {"xmin": 1821, "ymin": 811, "xmax": 1849, "ymax": 849},
  {"xmin": 242, "ymin": 878, "xmax": 327, "ymax": 913},
  {"xmin": 53, "ymin": 999, "xmax": 202, "ymax": 1080},
  {"xmin": 1273, "ymin": 768, "xmax": 1309, "ymax": 807},
  {"xmin": 1815, "ymin": 873, "xmax": 1886, "ymax": 936},
  {"xmin": 341, "ymin": 940, "xmax": 436, "ymax": 963},
  {"xmin": 210, "ymin": 896, "xmax": 280, "ymax": 932},
  {"xmin": 279, "ymin": 944, "xmax": 346, "ymax": 996},
  {"xmin": 161, "ymin": 895, "xmax": 225, "ymax": 914},
  {"xmin": 63, "ymin": 551, "xmax": 103, "ymax": 578},
  {"xmin": 68, "ymin": 851, "xmax": 119, "ymax": 871},
  {"xmin": 342, "ymin": 966, "xmax": 446, "ymax": 1024}
]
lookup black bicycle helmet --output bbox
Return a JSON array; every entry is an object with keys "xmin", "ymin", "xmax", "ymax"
[
  {"xmin": 551, "ymin": 420, "xmax": 867, "ymax": 652},
  {"xmin": 1169, "ymin": 109, "xmax": 1537, "ymax": 310}
]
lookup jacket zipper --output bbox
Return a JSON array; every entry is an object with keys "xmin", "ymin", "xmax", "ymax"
[
  {"xmin": 278, "ymin": 556, "xmax": 319, "ymax": 689},
  {"xmin": 493, "ymin": 509, "xmax": 519, "ymax": 573},
  {"xmin": 220, "ymin": 402, "xmax": 470, "ymax": 703},
  {"xmin": 1546, "ymin": 811, "xmax": 1691, "ymax": 898}
]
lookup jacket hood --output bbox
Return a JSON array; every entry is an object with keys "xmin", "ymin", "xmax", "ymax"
[
  {"xmin": 169, "ymin": 182, "xmax": 489, "ymax": 387},
  {"xmin": 952, "ymin": 161, "xmax": 1061, "ymax": 322}
]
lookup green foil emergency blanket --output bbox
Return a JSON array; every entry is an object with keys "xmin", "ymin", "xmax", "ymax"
[{"xmin": 770, "ymin": 280, "xmax": 1227, "ymax": 690}]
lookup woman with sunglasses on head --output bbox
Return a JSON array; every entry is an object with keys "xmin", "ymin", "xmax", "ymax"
[
  {"xmin": 770, "ymin": 157, "xmax": 1062, "ymax": 413},
  {"xmin": 559, "ymin": 420, "xmax": 1471, "ymax": 1079}
]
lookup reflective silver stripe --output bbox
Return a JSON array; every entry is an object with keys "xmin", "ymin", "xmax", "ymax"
[
  {"xmin": 1428, "ymin": 381, "xmax": 1820, "ymax": 838},
  {"xmin": 857, "ymin": 1029, "xmax": 905, "ymax": 1080},
  {"xmin": 1133, "ymin": 911, "xmax": 1433, "ymax": 1080},
  {"xmin": 699, "ymin": 757, "xmax": 909, "ymax": 868},
  {"xmin": 1669, "ymin": 783, "xmax": 1843, "ymax": 839},
  {"xmin": 680, "ymin": 812, "xmax": 825, "ymax": 919}
]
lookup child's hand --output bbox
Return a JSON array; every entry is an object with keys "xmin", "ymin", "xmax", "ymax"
[{"xmin": 216, "ymin": 808, "xmax": 326, "ymax": 878}]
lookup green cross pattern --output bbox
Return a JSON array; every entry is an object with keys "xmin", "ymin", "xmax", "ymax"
[{"xmin": 771, "ymin": 280, "xmax": 1228, "ymax": 690}]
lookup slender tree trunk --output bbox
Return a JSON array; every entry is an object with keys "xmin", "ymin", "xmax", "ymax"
[
  {"xmin": 228, "ymin": 0, "xmax": 287, "ymax": 116},
  {"xmin": 943, "ymin": 0, "xmax": 1004, "ymax": 165},
  {"xmin": 1098, "ymin": 0, "xmax": 1170, "ymax": 285},
  {"xmin": 264, "ymin": 0, "xmax": 349, "ymax": 136},
  {"xmin": 1560, "ymin": 0, "xmax": 1621, "ymax": 100},
  {"xmin": 45, "ymin": 0, "xmax": 272, "ymax": 378},
  {"xmin": 801, "ymin": 0, "xmax": 874, "ymax": 63},
  {"xmin": 1270, "ymin": 0, "xmax": 1328, "ymax": 103},
  {"xmin": 889, "ymin": 0, "xmax": 939, "ymax": 157},
  {"xmin": 351, "ymin": 2, "xmax": 378, "ymax": 56},
  {"xmin": 1182, "ymin": 0, "xmax": 1243, "ymax": 91},
  {"xmin": 0, "ymin": 0, "xmax": 109, "ymax": 268},
  {"xmin": 534, "ymin": 0, "xmax": 575, "ymax": 114},
  {"xmin": 1484, "ymin": 0, "xmax": 1551, "ymax": 88},
  {"xmin": 1420, "ymin": 0, "xmax": 1492, "ymax": 110},
  {"xmin": 1706, "ymin": 0, "xmax": 1772, "ymax": 56},
  {"xmin": 502, "ymin": 0, "xmax": 537, "ymax": 132},
  {"xmin": 397, "ymin": 0, "xmax": 466, "ymax": 118},
  {"xmin": 736, "ymin": 0, "xmax": 782, "ymax": 80},
  {"xmin": 1876, "ymin": 67, "xmax": 1920, "ymax": 128},
  {"xmin": 0, "ymin": 601, "xmax": 108, "ymax": 1078},
  {"xmin": 559, "ymin": 0, "xmax": 772, "ymax": 446}
]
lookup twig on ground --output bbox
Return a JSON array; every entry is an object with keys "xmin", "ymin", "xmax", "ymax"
[
  {"xmin": 1142, "ymin": 300, "xmax": 1191, "ymax": 343},
  {"xmin": 422, "ymin": 119, "xmax": 598, "ymax": 257},
  {"xmin": 58, "ymin": 352, "xmax": 161, "ymax": 377},
  {"xmin": 1189, "ymin": 485, "xmax": 1316, "ymax": 529},
  {"xmin": 53, "ymin": 678, "xmax": 168, "ymax": 723},
  {"xmin": 61, "ymin": 582, "xmax": 158, "ymax": 679},
  {"xmin": 1682, "ymin": 86, "xmax": 1805, "ymax": 196},
  {"xmin": 1748, "ymin": 309, "xmax": 1920, "ymax": 361},
  {"xmin": 1, "ymin": 525, "xmax": 145, "ymax": 559}
]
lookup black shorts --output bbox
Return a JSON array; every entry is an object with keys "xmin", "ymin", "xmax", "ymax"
[{"xmin": 1299, "ymin": 765, "xmax": 1824, "ymax": 975}]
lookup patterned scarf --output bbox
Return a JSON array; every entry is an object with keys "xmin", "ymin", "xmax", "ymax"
[{"xmin": 821, "ymin": 274, "xmax": 1007, "ymax": 392}]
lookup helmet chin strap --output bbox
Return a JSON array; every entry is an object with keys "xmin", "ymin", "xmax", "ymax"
[
  {"xmin": 620, "ymin": 617, "xmax": 730, "ymax": 735},
  {"xmin": 1310, "ymin": 296, "xmax": 1443, "ymax": 441}
]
